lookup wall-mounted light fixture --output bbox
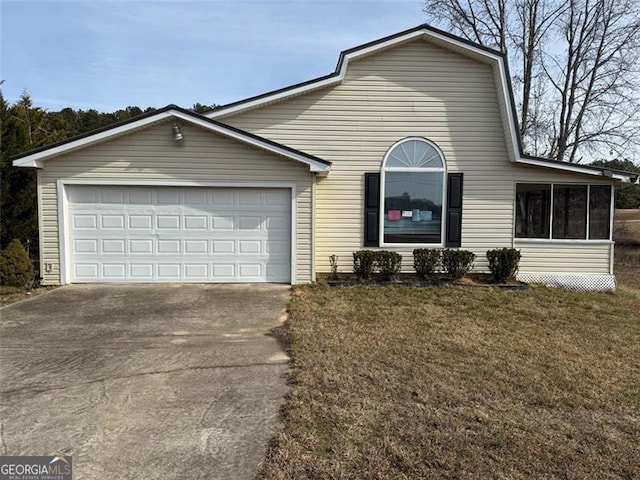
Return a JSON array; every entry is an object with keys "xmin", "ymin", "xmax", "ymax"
[{"xmin": 172, "ymin": 124, "xmax": 183, "ymax": 142}]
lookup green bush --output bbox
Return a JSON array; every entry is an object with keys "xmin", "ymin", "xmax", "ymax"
[
  {"xmin": 353, "ymin": 250, "xmax": 377, "ymax": 280},
  {"xmin": 413, "ymin": 249, "xmax": 442, "ymax": 280},
  {"xmin": 442, "ymin": 249, "xmax": 476, "ymax": 280},
  {"xmin": 376, "ymin": 250, "xmax": 402, "ymax": 281},
  {"xmin": 0, "ymin": 239, "xmax": 35, "ymax": 289},
  {"xmin": 486, "ymin": 248, "xmax": 522, "ymax": 283}
]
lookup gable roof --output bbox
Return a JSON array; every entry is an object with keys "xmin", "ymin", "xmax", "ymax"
[
  {"xmin": 205, "ymin": 24, "xmax": 503, "ymax": 119},
  {"xmin": 206, "ymin": 24, "xmax": 638, "ymax": 184},
  {"xmin": 12, "ymin": 105, "xmax": 332, "ymax": 173}
]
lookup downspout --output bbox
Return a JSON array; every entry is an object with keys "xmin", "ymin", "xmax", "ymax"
[
  {"xmin": 311, "ymin": 174, "xmax": 317, "ymax": 282},
  {"xmin": 609, "ymin": 183, "xmax": 615, "ymax": 276},
  {"xmin": 36, "ymin": 170, "xmax": 45, "ymax": 284}
]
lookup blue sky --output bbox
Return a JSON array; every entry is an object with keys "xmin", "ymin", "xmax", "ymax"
[{"xmin": 1, "ymin": 0, "xmax": 428, "ymax": 112}]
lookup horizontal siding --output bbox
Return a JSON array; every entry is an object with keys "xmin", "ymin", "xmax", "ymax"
[
  {"xmin": 224, "ymin": 38, "xmax": 614, "ymax": 277},
  {"xmin": 516, "ymin": 243, "xmax": 611, "ymax": 273},
  {"xmin": 38, "ymin": 120, "xmax": 313, "ymax": 284}
]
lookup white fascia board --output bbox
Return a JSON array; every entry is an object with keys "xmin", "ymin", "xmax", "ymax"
[
  {"xmin": 206, "ymin": 78, "xmax": 342, "ymax": 120},
  {"xmin": 208, "ymin": 28, "xmax": 503, "ymax": 120},
  {"xmin": 513, "ymin": 156, "xmax": 634, "ymax": 182},
  {"xmin": 13, "ymin": 109, "xmax": 330, "ymax": 173},
  {"xmin": 13, "ymin": 111, "xmax": 177, "ymax": 167},
  {"xmin": 168, "ymin": 112, "xmax": 330, "ymax": 172},
  {"xmin": 494, "ymin": 59, "xmax": 524, "ymax": 163}
]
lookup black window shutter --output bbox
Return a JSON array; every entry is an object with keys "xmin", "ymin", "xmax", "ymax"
[
  {"xmin": 364, "ymin": 173, "xmax": 380, "ymax": 246},
  {"xmin": 445, "ymin": 173, "xmax": 464, "ymax": 247}
]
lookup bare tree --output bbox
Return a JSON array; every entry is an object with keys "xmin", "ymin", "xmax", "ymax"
[
  {"xmin": 424, "ymin": 0, "xmax": 640, "ymax": 163},
  {"xmin": 513, "ymin": 0, "xmax": 566, "ymax": 140}
]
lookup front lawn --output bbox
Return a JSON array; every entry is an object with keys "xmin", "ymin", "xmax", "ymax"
[{"xmin": 262, "ymin": 285, "xmax": 640, "ymax": 479}]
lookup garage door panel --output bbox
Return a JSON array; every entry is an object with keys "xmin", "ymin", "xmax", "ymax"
[
  {"xmin": 157, "ymin": 215, "xmax": 180, "ymax": 229},
  {"xmin": 212, "ymin": 240, "xmax": 234, "ymax": 254},
  {"xmin": 69, "ymin": 188, "xmax": 97, "ymax": 204},
  {"xmin": 238, "ymin": 240, "xmax": 262, "ymax": 254},
  {"xmin": 212, "ymin": 190, "xmax": 234, "ymax": 205},
  {"xmin": 74, "ymin": 239, "xmax": 98, "ymax": 254},
  {"xmin": 238, "ymin": 216, "xmax": 262, "ymax": 231},
  {"xmin": 239, "ymin": 264, "xmax": 262, "ymax": 279},
  {"xmin": 157, "ymin": 240, "xmax": 181, "ymax": 254},
  {"xmin": 157, "ymin": 190, "xmax": 180, "ymax": 205},
  {"xmin": 102, "ymin": 239, "xmax": 125, "ymax": 254},
  {"xmin": 73, "ymin": 214, "xmax": 97, "ymax": 229},
  {"xmin": 184, "ymin": 190, "xmax": 207, "ymax": 204},
  {"xmin": 68, "ymin": 185, "xmax": 291, "ymax": 283},
  {"xmin": 212, "ymin": 263, "xmax": 235, "ymax": 279},
  {"xmin": 130, "ymin": 264, "xmax": 153, "ymax": 279},
  {"xmin": 266, "ymin": 217, "xmax": 288, "ymax": 230},
  {"xmin": 157, "ymin": 264, "xmax": 181, "ymax": 279},
  {"xmin": 185, "ymin": 240, "xmax": 208, "ymax": 254},
  {"xmin": 267, "ymin": 240, "xmax": 289, "ymax": 254},
  {"xmin": 184, "ymin": 216, "xmax": 207, "ymax": 229},
  {"xmin": 266, "ymin": 264, "xmax": 289, "ymax": 280},
  {"xmin": 129, "ymin": 215, "xmax": 153, "ymax": 229},
  {"xmin": 75, "ymin": 264, "xmax": 98, "ymax": 279},
  {"xmin": 130, "ymin": 239, "xmax": 153, "ymax": 254},
  {"xmin": 101, "ymin": 215, "xmax": 125, "ymax": 229},
  {"xmin": 185, "ymin": 264, "xmax": 208, "ymax": 279},
  {"xmin": 239, "ymin": 190, "xmax": 262, "ymax": 205},
  {"xmin": 128, "ymin": 190, "xmax": 153, "ymax": 204},
  {"xmin": 100, "ymin": 189, "xmax": 125, "ymax": 204},
  {"xmin": 103, "ymin": 264, "xmax": 126, "ymax": 278},
  {"xmin": 212, "ymin": 216, "xmax": 234, "ymax": 230}
]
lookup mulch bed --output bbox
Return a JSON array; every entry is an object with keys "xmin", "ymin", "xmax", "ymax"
[{"xmin": 324, "ymin": 273, "xmax": 529, "ymax": 290}]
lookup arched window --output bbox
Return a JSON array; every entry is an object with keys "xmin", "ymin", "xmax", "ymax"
[{"xmin": 380, "ymin": 137, "xmax": 446, "ymax": 245}]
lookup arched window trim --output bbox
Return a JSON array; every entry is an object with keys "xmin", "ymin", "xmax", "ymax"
[
  {"xmin": 379, "ymin": 137, "xmax": 448, "ymax": 247},
  {"xmin": 382, "ymin": 136, "xmax": 446, "ymax": 170}
]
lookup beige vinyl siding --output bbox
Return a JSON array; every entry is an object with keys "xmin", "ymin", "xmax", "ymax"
[
  {"xmin": 38, "ymin": 120, "xmax": 313, "ymax": 284},
  {"xmin": 516, "ymin": 243, "xmax": 612, "ymax": 274},
  {"xmin": 222, "ymin": 38, "xmax": 614, "ymax": 276}
]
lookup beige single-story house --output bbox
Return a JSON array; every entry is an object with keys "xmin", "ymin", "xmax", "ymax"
[{"xmin": 13, "ymin": 25, "xmax": 638, "ymax": 290}]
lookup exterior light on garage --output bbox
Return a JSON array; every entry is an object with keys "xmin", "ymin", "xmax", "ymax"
[{"xmin": 172, "ymin": 124, "xmax": 184, "ymax": 142}]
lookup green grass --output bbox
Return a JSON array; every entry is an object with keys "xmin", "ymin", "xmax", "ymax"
[{"xmin": 261, "ymin": 284, "xmax": 640, "ymax": 479}]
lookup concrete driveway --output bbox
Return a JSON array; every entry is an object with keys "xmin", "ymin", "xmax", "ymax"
[{"xmin": 0, "ymin": 284, "xmax": 290, "ymax": 480}]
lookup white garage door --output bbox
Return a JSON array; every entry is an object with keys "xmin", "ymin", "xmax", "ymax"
[{"xmin": 67, "ymin": 185, "xmax": 291, "ymax": 283}]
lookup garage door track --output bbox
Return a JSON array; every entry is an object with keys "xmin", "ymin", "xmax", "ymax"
[{"xmin": 0, "ymin": 285, "xmax": 290, "ymax": 480}]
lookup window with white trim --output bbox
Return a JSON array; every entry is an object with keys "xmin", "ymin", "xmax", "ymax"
[
  {"xmin": 515, "ymin": 183, "xmax": 612, "ymax": 240},
  {"xmin": 381, "ymin": 138, "xmax": 446, "ymax": 244}
]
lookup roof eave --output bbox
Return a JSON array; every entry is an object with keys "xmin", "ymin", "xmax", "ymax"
[
  {"xmin": 514, "ymin": 156, "xmax": 638, "ymax": 183},
  {"xmin": 12, "ymin": 106, "xmax": 331, "ymax": 173}
]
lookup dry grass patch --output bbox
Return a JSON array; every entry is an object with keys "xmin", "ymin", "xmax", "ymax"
[
  {"xmin": 262, "ymin": 285, "xmax": 640, "ymax": 479},
  {"xmin": 0, "ymin": 286, "xmax": 58, "ymax": 307},
  {"xmin": 614, "ymin": 209, "xmax": 640, "ymax": 246},
  {"xmin": 615, "ymin": 247, "xmax": 640, "ymax": 291},
  {"xmin": 614, "ymin": 208, "xmax": 639, "ymax": 291}
]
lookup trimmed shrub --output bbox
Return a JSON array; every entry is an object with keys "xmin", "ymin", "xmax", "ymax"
[
  {"xmin": 442, "ymin": 249, "xmax": 476, "ymax": 280},
  {"xmin": 0, "ymin": 239, "xmax": 35, "ymax": 289},
  {"xmin": 353, "ymin": 250, "xmax": 377, "ymax": 280},
  {"xmin": 486, "ymin": 248, "xmax": 522, "ymax": 283},
  {"xmin": 413, "ymin": 249, "xmax": 442, "ymax": 280},
  {"xmin": 376, "ymin": 250, "xmax": 402, "ymax": 281}
]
